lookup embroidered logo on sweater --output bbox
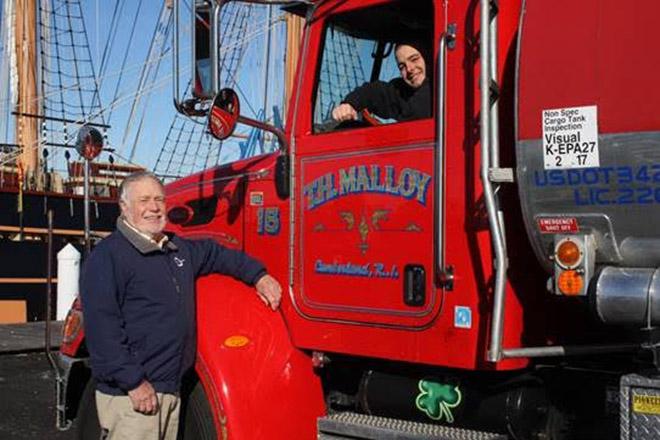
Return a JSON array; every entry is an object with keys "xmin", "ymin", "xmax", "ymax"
[{"xmin": 173, "ymin": 257, "xmax": 185, "ymax": 267}]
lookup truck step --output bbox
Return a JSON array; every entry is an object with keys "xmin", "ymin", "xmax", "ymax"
[
  {"xmin": 318, "ymin": 412, "xmax": 508, "ymax": 440},
  {"xmin": 488, "ymin": 167, "xmax": 514, "ymax": 183}
]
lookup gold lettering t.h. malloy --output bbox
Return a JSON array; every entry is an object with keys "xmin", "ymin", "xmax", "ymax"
[{"xmin": 303, "ymin": 165, "xmax": 432, "ymax": 210}]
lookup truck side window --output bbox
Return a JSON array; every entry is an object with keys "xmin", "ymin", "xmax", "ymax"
[{"xmin": 312, "ymin": 1, "xmax": 433, "ymax": 133}]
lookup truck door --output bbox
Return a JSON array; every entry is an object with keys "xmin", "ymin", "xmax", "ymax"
[{"xmin": 291, "ymin": 0, "xmax": 443, "ymax": 328}]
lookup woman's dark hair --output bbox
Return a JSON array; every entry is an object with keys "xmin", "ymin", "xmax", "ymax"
[{"xmin": 394, "ymin": 39, "xmax": 432, "ymax": 71}]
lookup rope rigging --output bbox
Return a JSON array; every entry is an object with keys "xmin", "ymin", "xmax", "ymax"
[
  {"xmin": 39, "ymin": 0, "xmax": 107, "ymax": 175},
  {"xmin": 153, "ymin": 2, "xmax": 255, "ymax": 181},
  {"xmin": 97, "ymin": 0, "xmax": 125, "ymax": 88},
  {"xmin": 106, "ymin": 0, "xmax": 143, "ymax": 125},
  {"xmin": 123, "ymin": 1, "xmax": 174, "ymax": 162},
  {"xmin": 1, "ymin": 1, "xmax": 369, "ymax": 187}
]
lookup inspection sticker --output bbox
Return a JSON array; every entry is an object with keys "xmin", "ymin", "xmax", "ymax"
[
  {"xmin": 542, "ymin": 105, "xmax": 599, "ymax": 170},
  {"xmin": 632, "ymin": 393, "xmax": 660, "ymax": 415}
]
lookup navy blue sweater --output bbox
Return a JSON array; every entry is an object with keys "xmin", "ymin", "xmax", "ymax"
[{"xmin": 81, "ymin": 220, "xmax": 266, "ymax": 395}]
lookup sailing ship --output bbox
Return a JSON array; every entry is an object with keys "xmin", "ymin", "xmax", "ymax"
[
  {"xmin": 0, "ymin": 0, "xmax": 359, "ymax": 322},
  {"xmin": 0, "ymin": 0, "xmax": 140, "ymax": 322}
]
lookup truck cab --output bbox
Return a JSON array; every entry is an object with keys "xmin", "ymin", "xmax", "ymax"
[{"xmin": 56, "ymin": 1, "xmax": 660, "ymax": 439}]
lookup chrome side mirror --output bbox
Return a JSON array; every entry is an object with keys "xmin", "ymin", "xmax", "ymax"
[{"xmin": 207, "ymin": 88, "xmax": 240, "ymax": 140}]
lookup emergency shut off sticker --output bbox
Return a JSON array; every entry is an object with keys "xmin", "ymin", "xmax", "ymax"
[
  {"xmin": 537, "ymin": 217, "xmax": 578, "ymax": 234},
  {"xmin": 542, "ymin": 105, "xmax": 599, "ymax": 170}
]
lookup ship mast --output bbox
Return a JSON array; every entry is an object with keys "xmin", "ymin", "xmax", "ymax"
[{"xmin": 15, "ymin": 0, "xmax": 40, "ymax": 186}]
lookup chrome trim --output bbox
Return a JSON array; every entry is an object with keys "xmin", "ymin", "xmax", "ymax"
[
  {"xmin": 620, "ymin": 238, "xmax": 660, "ymax": 268},
  {"xmin": 83, "ymin": 160, "xmax": 90, "ymax": 253},
  {"xmin": 435, "ymin": 30, "xmax": 447, "ymax": 283},
  {"xmin": 502, "ymin": 343, "xmax": 638, "ymax": 358},
  {"xmin": 45, "ymin": 211, "xmax": 71, "ymax": 431},
  {"xmin": 481, "ymin": 0, "xmax": 508, "ymax": 363},
  {"xmin": 488, "ymin": 10, "xmax": 499, "ymax": 168},
  {"xmin": 595, "ymin": 267, "xmax": 660, "ymax": 327},
  {"xmin": 210, "ymin": 1, "xmax": 223, "ymax": 97},
  {"xmin": 648, "ymin": 268, "xmax": 660, "ymax": 329},
  {"xmin": 55, "ymin": 353, "xmax": 87, "ymax": 431},
  {"xmin": 288, "ymin": 6, "xmax": 315, "ymax": 287},
  {"xmin": 489, "ymin": 4, "xmax": 507, "ymax": 284},
  {"xmin": 173, "ymin": 0, "xmax": 181, "ymax": 108}
]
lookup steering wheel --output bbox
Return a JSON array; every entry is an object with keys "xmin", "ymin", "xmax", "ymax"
[
  {"xmin": 360, "ymin": 109, "xmax": 381, "ymax": 126},
  {"xmin": 313, "ymin": 108, "xmax": 381, "ymax": 133}
]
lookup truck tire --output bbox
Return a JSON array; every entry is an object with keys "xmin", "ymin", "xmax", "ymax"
[
  {"xmin": 76, "ymin": 377, "xmax": 218, "ymax": 439},
  {"xmin": 539, "ymin": 405, "xmax": 571, "ymax": 440},
  {"xmin": 76, "ymin": 379, "xmax": 101, "ymax": 440},
  {"xmin": 179, "ymin": 381, "xmax": 218, "ymax": 440}
]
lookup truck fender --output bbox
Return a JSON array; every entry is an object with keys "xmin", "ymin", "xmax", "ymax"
[{"xmin": 193, "ymin": 275, "xmax": 325, "ymax": 439}]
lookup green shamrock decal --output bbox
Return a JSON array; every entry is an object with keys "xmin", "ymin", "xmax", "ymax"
[{"xmin": 415, "ymin": 379, "xmax": 462, "ymax": 423}]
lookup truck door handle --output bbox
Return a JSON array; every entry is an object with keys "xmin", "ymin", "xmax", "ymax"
[
  {"xmin": 404, "ymin": 265, "xmax": 426, "ymax": 306},
  {"xmin": 435, "ymin": 25, "xmax": 455, "ymax": 289}
]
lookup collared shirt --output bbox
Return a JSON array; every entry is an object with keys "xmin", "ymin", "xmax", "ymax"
[{"xmin": 119, "ymin": 217, "xmax": 170, "ymax": 251}]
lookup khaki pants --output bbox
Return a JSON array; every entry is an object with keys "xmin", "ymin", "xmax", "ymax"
[{"xmin": 96, "ymin": 391, "xmax": 180, "ymax": 440}]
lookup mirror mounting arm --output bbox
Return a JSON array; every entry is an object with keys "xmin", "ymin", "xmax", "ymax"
[
  {"xmin": 175, "ymin": 98, "xmax": 208, "ymax": 117},
  {"xmin": 237, "ymin": 115, "xmax": 289, "ymax": 154},
  {"xmin": 207, "ymin": 88, "xmax": 288, "ymax": 153}
]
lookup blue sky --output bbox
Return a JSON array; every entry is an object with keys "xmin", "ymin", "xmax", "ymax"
[
  {"xmin": 0, "ymin": 1, "xmax": 399, "ymax": 175},
  {"xmin": 78, "ymin": 0, "xmax": 286, "ymax": 171}
]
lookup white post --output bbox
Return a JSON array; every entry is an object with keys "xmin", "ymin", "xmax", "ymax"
[{"xmin": 56, "ymin": 244, "xmax": 81, "ymax": 320}]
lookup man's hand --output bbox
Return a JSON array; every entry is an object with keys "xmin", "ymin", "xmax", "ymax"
[
  {"xmin": 255, "ymin": 274, "xmax": 282, "ymax": 311},
  {"xmin": 128, "ymin": 380, "xmax": 158, "ymax": 415},
  {"xmin": 331, "ymin": 103, "xmax": 358, "ymax": 122}
]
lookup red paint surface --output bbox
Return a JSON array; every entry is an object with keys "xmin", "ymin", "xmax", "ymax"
[
  {"xmin": 194, "ymin": 276, "xmax": 324, "ymax": 438},
  {"xmin": 63, "ymin": 0, "xmax": 660, "ymax": 434},
  {"xmin": 518, "ymin": 0, "xmax": 660, "ymax": 140}
]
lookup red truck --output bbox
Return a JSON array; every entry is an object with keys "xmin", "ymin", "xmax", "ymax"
[{"xmin": 55, "ymin": 0, "xmax": 660, "ymax": 438}]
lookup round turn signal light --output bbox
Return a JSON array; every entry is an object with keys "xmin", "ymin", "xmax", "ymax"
[
  {"xmin": 556, "ymin": 239, "xmax": 581, "ymax": 268},
  {"xmin": 557, "ymin": 270, "xmax": 584, "ymax": 296}
]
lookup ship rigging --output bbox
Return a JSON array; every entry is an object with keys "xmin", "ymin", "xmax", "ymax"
[{"xmin": 0, "ymin": 0, "xmax": 366, "ymax": 323}]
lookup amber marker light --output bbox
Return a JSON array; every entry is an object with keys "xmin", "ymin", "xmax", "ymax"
[
  {"xmin": 556, "ymin": 239, "xmax": 582, "ymax": 268},
  {"xmin": 557, "ymin": 270, "xmax": 584, "ymax": 296},
  {"xmin": 223, "ymin": 335, "xmax": 250, "ymax": 348}
]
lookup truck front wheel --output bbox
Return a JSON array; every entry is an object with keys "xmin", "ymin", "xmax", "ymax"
[
  {"xmin": 75, "ymin": 377, "xmax": 218, "ymax": 439},
  {"xmin": 179, "ymin": 380, "xmax": 218, "ymax": 439}
]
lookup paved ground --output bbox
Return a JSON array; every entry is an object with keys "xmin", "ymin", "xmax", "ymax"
[
  {"xmin": 0, "ymin": 321, "xmax": 63, "ymax": 353},
  {"xmin": 0, "ymin": 352, "xmax": 76, "ymax": 440},
  {"xmin": 0, "ymin": 322, "xmax": 75, "ymax": 439}
]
